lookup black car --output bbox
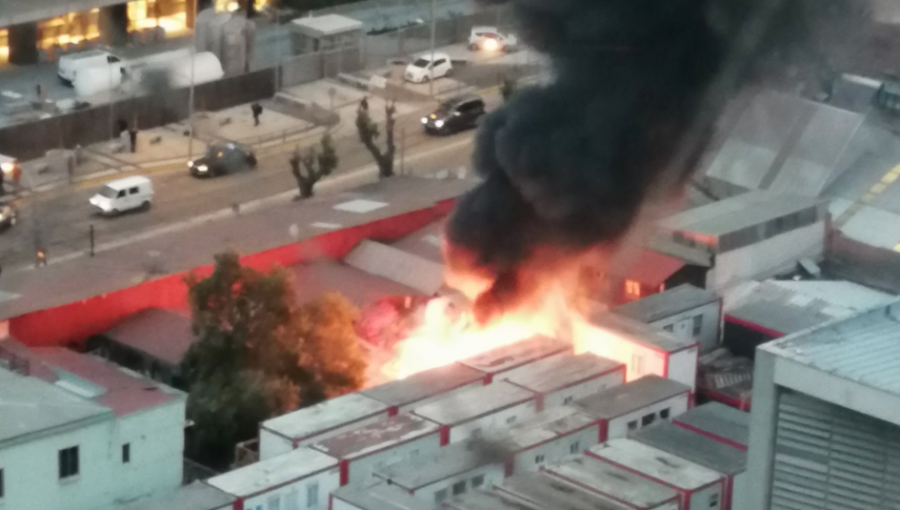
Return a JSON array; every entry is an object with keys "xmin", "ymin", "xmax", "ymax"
[
  {"xmin": 421, "ymin": 95, "xmax": 486, "ymax": 135},
  {"xmin": 188, "ymin": 143, "xmax": 258, "ymax": 177},
  {"xmin": 0, "ymin": 202, "xmax": 18, "ymax": 231}
]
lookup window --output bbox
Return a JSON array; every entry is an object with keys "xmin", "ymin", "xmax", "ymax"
[
  {"xmin": 306, "ymin": 482, "xmax": 318, "ymax": 508},
  {"xmin": 286, "ymin": 490, "xmax": 300, "ymax": 510},
  {"xmin": 692, "ymin": 315, "xmax": 703, "ymax": 337},
  {"xmin": 563, "ymin": 395, "xmax": 574, "ymax": 404},
  {"xmin": 570, "ymin": 441, "xmax": 581, "ymax": 454},
  {"xmin": 663, "ymin": 324, "xmax": 674, "ymax": 332},
  {"xmin": 535, "ymin": 454, "xmax": 545, "ymax": 464},
  {"xmin": 709, "ymin": 492, "xmax": 720, "ymax": 508},
  {"xmin": 452, "ymin": 480, "xmax": 467, "ymax": 496},
  {"xmin": 435, "ymin": 489, "xmax": 448, "ymax": 503},
  {"xmin": 627, "ymin": 420, "xmax": 638, "ymax": 431},
  {"xmin": 122, "ymin": 443, "xmax": 130, "ymax": 464},
  {"xmin": 128, "ymin": 186, "xmax": 139, "ymax": 195},
  {"xmin": 625, "ymin": 280, "xmax": 641, "ymax": 299},
  {"xmin": 117, "ymin": 189, "xmax": 126, "ymax": 198},
  {"xmin": 0, "ymin": 468, "xmax": 4, "ymax": 500},
  {"xmin": 506, "ymin": 416, "xmax": 517, "ymax": 425},
  {"xmin": 268, "ymin": 495, "xmax": 282, "ymax": 510},
  {"xmin": 472, "ymin": 474, "xmax": 485, "ymax": 488},
  {"xmin": 59, "ymin": 446, "xmax": 79, "ymax": 480},
  {"xmin": 641, "ymin": 413, "xmax": 656, "ymax": 427},
  {"xmin": 660, "ymin": 408, "xmax": 671, "ymax": 420}
]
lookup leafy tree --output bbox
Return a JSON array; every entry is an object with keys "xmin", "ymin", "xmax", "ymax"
[
  {"xmin": 356, "ymin": 101, "xmax": 396, "ymax": 178},
  {"xmin": 290, "ymin": 134, "xmax": 339, "ymax": 199}
]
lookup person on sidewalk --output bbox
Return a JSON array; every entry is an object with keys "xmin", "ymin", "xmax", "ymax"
[
  {"xmin": 251, "ymin": 103, "xmax": 263, "ymax": 126},
  {"xmin": 360, "ymin": 96, "xmax": 369, "ymax": 113},
  {"xmin": 35, "ymin": 247, "xmax": 47, "ymax": 268}
]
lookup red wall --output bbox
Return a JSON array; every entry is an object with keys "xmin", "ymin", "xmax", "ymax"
[{"xmin": 10, "ymin": 199, "xmax": 456, "ymax": 347}]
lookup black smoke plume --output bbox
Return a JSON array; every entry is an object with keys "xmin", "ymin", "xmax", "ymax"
[{"xmin": 446, "ymin": 0, "xmax": 770, "ymax": 322}]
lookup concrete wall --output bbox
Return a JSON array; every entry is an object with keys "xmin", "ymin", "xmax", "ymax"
[
  {"xmin": 668, "ymin": 347, "xmax": 699, "ymax": 392},
  {"xmin": 114, "ymin": 399, "xmax": 185, "ymax": 502},
  {"xmin": 240, "ymin": 467, "xmax": 340, "ymax": 510},
  {"xmin": 540, "ymin": 371, "xmax": 625, "ymax": 411},
  {"xmin": 259, "ymin": 428, "xmax": 292, "ymax": 462},
  {"xmin": 732, "ymin": 471, "xmax": 748, "ymax": 510},
  {"xmin": 582, "ymin": 336, "xmax": 665, "ymax": 384},
  {"xmin": 446, "ymin": 400, "xmax": 538, "ymax": 444},
  {"xmin": 744, "ymin": 349, "xmax": 778, "ymax": 510},
  {"xmin": 651, "ymin": 301, "xmax": 721, "ymax": 353},
  {"xmin": 690, "ymin": 482, "xmax": 725, "ymax": 510},
  {"xmin": 607, "ymin": 393, "xmax": 689, "ymax": 440},
  {"xmin": 509, "ymin": 424, "xmax": 601, "ymax": 476},
  {"xmin": 345, "ymin": 433, "xmax": 443, "ymax": 485}
]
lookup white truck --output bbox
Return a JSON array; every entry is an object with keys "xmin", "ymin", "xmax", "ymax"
[
  {"xmin": 58, "ymin": 49, "xmax": 124, "ymax": 86},
  {"xmin": 72, "ymin": 49, "xmax": 225, "ymax": 97}
]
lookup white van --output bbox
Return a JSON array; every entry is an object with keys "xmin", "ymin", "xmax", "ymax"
[
  {"xmin": 58, "ymin": 49, "xmax": 123, "ymax": 86},
  {"xmin": 404, "ymin": 52, "xmax": 453, "ymax": 83},
  {"xmin": 89, "ymin": 176, "xmax": 154, "ymax": 216}
]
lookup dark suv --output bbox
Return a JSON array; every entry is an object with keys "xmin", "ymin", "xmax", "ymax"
[
  {"xmin": 188, "ymin": 143, "xmax": 258, "ymax": 178},
  {"xmin": 421, "ymin": 95, "xmax": 486, "ymax": 135}
]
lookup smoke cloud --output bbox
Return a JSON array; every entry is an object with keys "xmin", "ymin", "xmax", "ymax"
[{"xmin": 446, "ymin": 0, "xmax": 761, "ymax": 323}]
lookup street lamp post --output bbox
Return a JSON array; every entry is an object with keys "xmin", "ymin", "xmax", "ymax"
[
  {"xmin": 187, "ymin": 11, "xmax": 198, "ymax": 164},
  {"xmin": 429, "ymin": 0, "xmax": 435, "ymax": 98}
]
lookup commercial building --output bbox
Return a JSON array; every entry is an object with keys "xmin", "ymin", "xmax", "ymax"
[
  {"xmin": 498, "ymin": 472, "xmax": 632, "ymax": 510},
  {"xmin": 583, "ymin": 311, "xmax": 698, "ymax": 390},
  {"xmin": 614, "ymin": 284, "xmax": 722, "ymax": 352},
  {"xmin": 310, "ymin": 414, "xmax": 443, "ymax": 486},
  {"xmin": 361, "ymin": 363, "xmax": 488, "ymax": 414},
  {"xmin": 459, "ymin": 336, "xmax": 572, "ymax": 383},
  {"xmin": 745, "ymin": 298, "xmax": 900, "ymax": 510},
  {"xmin": 631, "ymin": 422, "xmax": 747, "ymax": 510},
  {"xmin": 373, "ymin": 440, "xmax": 505, "ymax": 504},
  {"xmin": 572, "ymin": 375, "xmax": 691, "ymax": 441},
  {"xmin": 330, "ymin": 482, "xmax": 436, "ymax": 510},
  {"xmin": 502, "ymin": 406, "xmax": 602, "ymax": 475},
  {"xmin": 672, "ymin": 402, "xmax": 749, "ymax": 451},
  {"xmin": 259, "ymin": 392, "xmax": 390, "ymax": 461},
  {"xmin": 543, "ymin": 456, "xmax": 680, "ymax": 510},
  {"xmin": 503, "ymin": 352, "xmax": 624, "ymax": 411},
  {"xmin": 587, "ymin": 439, "xmax": 727, "ymax": 510},
  {"xmin": 413, "ymin": 381, "xmax": 537, "ymax": 445},
  {"xmin": 206, "ymin": 446, "xmax": 339, "ymax": 510},
  {"xmin": 0, "ymin": 345, "xmax": 185, "ymax": 510}
]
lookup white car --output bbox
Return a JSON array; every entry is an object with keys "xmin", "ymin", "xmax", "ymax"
[
  {"xmin": 89, "ymin": 176, "xmax": 154, "ymax": 216},
  {"xmin": 404, "ymin": 52, "xmax": 453, "ymax": 84},
  {"xmin": 469, "ymin": 26, "xmax": 518, "ymax": 52}
]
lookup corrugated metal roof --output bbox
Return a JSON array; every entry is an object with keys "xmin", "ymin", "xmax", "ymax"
[
  {"xmin": 762, "ymin": 299, "xmax": 900, "ymax": 397},
  {"xmin": 207, "ymin": 447, "xmax": 338, "ymax": 496},
  {"xmin": 311, "ymin": 414, "xmax": 439, "ymax": 459},
  {"xmin": 614, "ymin": 284, "xmax": 719, "ymax": 324},
  {"xmin": 333, "ymin": 482, "xmax": 436, "ymax": 510},
  {"xmin": 375, "ymin": 440, "xmax": 498, "ymax": 490},
  {"xmin": 345, "ymin": 240, "xmax": 444, "ymax": 295},
  {"xmin": 362, "ymin": 363, "xmax": 485, "ymax": 408},
  {"xmin": 705, "ymin": 141, "xmax": 778, "ymax": 189},
  {"xmin": 673, "ymin": 402, "xmax": 750, "ymax": 447},
  {"xmin": 630, "ymin": 421, "xmax": 746, "ymax": 475},
  {"xmin": 544, "ymin": 456, "xmax": 679, "ymax": 507},
  {"xmin": 500, "ymin": 472, "xmax": 631, "ymax": 510},
  {"xmin": 589, "ymin": 439, "xmax": 723, "ymax": 490},
  {"xmin": 105, "ymin": 308, "xmax": 194, "ymax": 367},
  {"xmin": 413, "ymin": 381, "xmax": 535, "ymax": 426},
  {"xmin": 459, "ymin": 336, "xmax": 571, "ymax": 376},
  {"xmin": 113, "ymin": 482, "xmax": 235, "ymax": 510},
  {"xmin": 573, "ymin": 375, "xmax": 689, "ymax": 420},
  {"xmin": 503, "ymin": 353, "xmax": 623, "ymax": 395},
  {"xmin": 261, "ymin": 392, "xmax": 388, "ymax": 442}
]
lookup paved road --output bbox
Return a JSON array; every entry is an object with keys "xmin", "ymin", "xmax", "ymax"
[{"xmin": 0, "ymin": 90, "xmax": 501, "ymax": 271}]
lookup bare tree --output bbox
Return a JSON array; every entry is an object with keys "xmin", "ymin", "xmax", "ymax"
[
  {"xmin": 355, "ymin": 101, "xmax": 396, "ymax": 178},
  {"xmin": 289, "ymin": 134, "xmax": 339, "ymax": 200}
]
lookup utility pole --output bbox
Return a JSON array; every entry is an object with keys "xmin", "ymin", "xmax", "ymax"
[
  {"xmin": 187, "ymin": 3, "xmax": 198, "ymax": 164},
  {"xmin": 429, "ymin": 0, "xmax": 435, "ymax": 98},
  {"xmin": 274, "ymin": 9, "xmax": 281, "ymax": 92}
]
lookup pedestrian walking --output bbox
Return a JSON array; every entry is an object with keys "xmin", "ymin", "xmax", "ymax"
[
  {"xmin": 35, "ymin": 247, "xmax": 47, "ymax": 268},
  {"xmin": 67, "ymin": 153, "xmax": 75, "ymax": 183},
  {"xmin": 360, "ymin": 96, "xmax": 369, "ymax": 113},
  {"xmin": 251, "ymin": 103, "xmax": 263, "ymax": 127}
]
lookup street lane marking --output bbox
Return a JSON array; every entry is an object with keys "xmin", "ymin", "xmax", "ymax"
[{"xmin": 834, "ymin": 164, "xmax": 900, "ymax": 228}]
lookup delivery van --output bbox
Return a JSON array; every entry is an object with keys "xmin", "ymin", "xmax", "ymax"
[{"xmin": 89, "ymin": 176, "xmax": 154, "ymax": 216}]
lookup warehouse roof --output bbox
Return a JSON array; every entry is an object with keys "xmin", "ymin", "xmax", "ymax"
[
  {"xmin": 574, "ymin": 375, "xmax": 690, "ymax": 420},
  {"xmin": 311, "ymin": 414, "xmax": 439, "ymax": 459},
  {"xmin": 499, "ymin": 472, "xmax": 631, "ymax": 510},
  {"xmin": 0, "ymin": 366, "xmax": 110, "ymax": 446},
  {"xmin": 291, "ymin": 14, "xmax": 364, "ymax": 37},
  {"xmin": 673, "ymin": 402, "xmax": 750, "ymax": 448},
  {"xmin": 588, "ymin": 439, "xmax": 724, "ymax": 490},
  {"xmin": 413, "ymin": 381, "xmax": 535, "ymax": 426},
  {"xmin": 375, "ymin": 440, "xmax": 498, "ymax": 490},
  {"xmin": 261, "ymin": 392, "xmax": 388, "ymax": 443},
  {"xmin": 544, "ymin": 456, "xmax": 679, "ymax": 508},
  {"xmin": 207, "ymin": 447, "xmax": 338, "ymax": 497},
  {"xmin": 332, "ymin": 482, "xmax": 436, "ymax": 510},
  {"xmin": 504, "ymin": 352, "xmax": 623, "ymax": 395},
  {"xmin": 615, "ymin": 285, "xmax": 719, "ymax": 324},
  {"xmin": 105, "ymin": 308, "xmax": 194, "ymax": 367},
  {"xmin": 505, "ymin": 407, "xmax": 598, "ymax": 450},
  {"xmin": 362, "ymin": 363, "xmax": 486, "ymax": 408},
  {"xmin": 459, "ymin": 336, "xmax": 571, "ymax": 376},
  {"xmin": 660, "ymin": 191, "xmax": 826, "ymax": 237},
  {"xmin": 631, "ymin": 422, "xmax": 747, "ymax": 475},
  {"xmin": 115, "ymin": 482, "xmax": 235, "ymax": 510}
]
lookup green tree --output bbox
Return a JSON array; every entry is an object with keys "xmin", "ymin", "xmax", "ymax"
[
  {"xmin": 356, "ymin": 101, "xmax": 396, "ymax": 178},
  {"xmin": 290, "ymin": 134, "xmax": 339, "ymax": 199}
]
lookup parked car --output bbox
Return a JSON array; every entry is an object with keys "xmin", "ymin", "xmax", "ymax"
[
  {"xmin": 469, "ymin": 26, "xmax": 518, "ymax": 52},
  {"xmin": 0, "ymin": 202, "xmax": 18, "ymax": 231},
  {"xmin": 404, "ymin": 52, "xmax": 453, "ymax": 83},
  {"xmin": 188, "ymin": 143, "xmax": 257, "ymax": 178},
  {"xmin": 89, "ymin": 176, "xmax": 154, "ymax": 216},
  {"xmin": 58, "ymin": 49, "xmax": 123, "ymax": 86},
  {"xmin": 421, "ymin": 94, "xmax": 486, "ymax": 135}
]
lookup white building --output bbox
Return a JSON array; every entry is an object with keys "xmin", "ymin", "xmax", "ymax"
[
  {"xmin": 587, "ymin": 439, "xmax": 726, "ymax": 510},
  {"xmin": 114, "ymin": 482, "xmax": 235, "ymax": 510},
  {"xmin": 498, "ymin": 472, "xmax": 632, "ymax": 510},
  {"xmin": 0, "ymin": 345, "xmax": 186, "ymax": 510},
  {"xmin": 310, "ymin": 414, "xmax": 443, "ymax": 486},
  {"xmin": 413, "ymin": 381, "xmax": 537, "ymax": 445},
  {"xmin": 373, "ymin": 440, "xmax": 505, "ymax": 504},
  {"xmin": 330, "ymin": 482, "xmax": 436, "ymax": 510},
  {"xmin": 502, "ymin": 406, "xmax": 602, "ymax": 475},
  {"xmin": 503, "ymin": 352, "xmax": 625, "ymax": 411},
  {"xmin": 745, "ymin": 298, "xmax": 900, "ymax": 510},
  {"xmin": 361, "ymin": 363, "xmax": 487, "ymax": 414},
  {"xmin": 206, "ymin": 446, "xmax": 339, "ymax": 510},
  {"xmin": 459, "ymin": 336, "xmax": 572, "ymax": 383},
  {"xmin": 259, "ymin": 393, "xmax": 389, "ymax": 460},
  {"xmin": 445, "ymin": 488, "xmax": 542, "ymax": 510},
  {"xmin": 614, "ymin": 284, "xmax": 722, "ymax": 352},
  {"xmin": 654, "ymin": 191, "xmax": 829, "ymax": 290},
  {"xmin": 583, "ymin": 311, "xmax": 699, "ymax": 391},
  {"xmin": 631, "ymin": 422, "xmax": 747, "ymax": 510},
  {"xmin": 672, "ymin": 402, "xmax": 749, "ymax": 451},
  {"xmin": 543, "ymin": 455, "xmax": 680, "ymax": 510},
  {"xmin": 573, "ymin": 375, "xmax": 691, "ymax": 440}
]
